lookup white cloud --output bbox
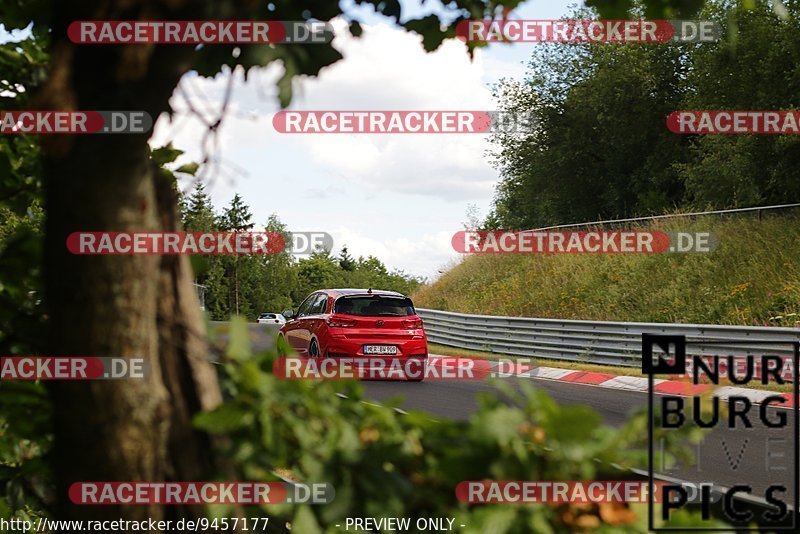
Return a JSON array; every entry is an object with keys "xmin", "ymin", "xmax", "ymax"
[
  {"xmin": 149, "ymin": 18, "xmax": 528, "ymax": 277},
  {"xmin": 328, "ymin": 227, "xmax": 459, "ymax": 280},
  {"xmin": 274, "ymin": 23, "xmax": 500, "ymax": 202}
]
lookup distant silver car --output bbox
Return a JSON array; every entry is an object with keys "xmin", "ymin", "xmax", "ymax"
[{"xmin": 257, "ymin": 312, "xmax": 286, "ymax": 325}]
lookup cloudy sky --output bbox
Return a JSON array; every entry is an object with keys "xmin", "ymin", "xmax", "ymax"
[
  {"xmin": 7, "ymin": 1, "xmax": 577, "ymax": 279},
  {"xmin": 150, "ymin": 1, "xmax": 579, "ymax": 279}
]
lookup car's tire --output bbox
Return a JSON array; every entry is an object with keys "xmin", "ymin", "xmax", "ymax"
[
  {"xmin": 309, "ymin": 339, "xmax": 321, "ymax": 358},
  {"xmin": 406, "ymin": 356, "xmax": 426, "ymax": 382}
]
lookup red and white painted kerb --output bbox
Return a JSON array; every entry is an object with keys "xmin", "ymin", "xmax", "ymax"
[{"xmin": 428, "ymin": 355, "xmax": 795, "ymax": 408}]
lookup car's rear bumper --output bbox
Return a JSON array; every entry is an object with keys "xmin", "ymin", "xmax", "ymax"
[
  {"xmin": 325, "ymin": 337, "xmax": 428, "ymax": 358},
  {"xmin": 323, "ymin": 349, "xmax": 428, "ymax": 381}
]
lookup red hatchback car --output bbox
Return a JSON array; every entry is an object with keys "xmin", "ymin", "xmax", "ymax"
[{"xmin": 278, "ymin": 289, "xmax": 428, "ymax": 362}]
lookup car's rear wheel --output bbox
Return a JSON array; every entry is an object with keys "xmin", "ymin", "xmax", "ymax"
[
  {"xmin": 309, "ymin": 339, "xmax": 321, "ymax": 358},
  {"xmin": 407, "ymin": 356, "xmax": 426, "ymax": 382}
]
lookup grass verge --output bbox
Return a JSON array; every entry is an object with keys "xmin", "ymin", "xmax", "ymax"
[{"xmin": 414, "ymin": 214, "xmax": 800, "ymax": 327}]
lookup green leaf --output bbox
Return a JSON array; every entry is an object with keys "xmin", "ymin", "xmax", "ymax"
[
  {"xmin": 175, "ymin": 162, "xmax": 200, "ymax": 175},
  {"xmin": 226, "ymin": 315, "xmax": 253, "ymax": 361},
  {"xmin": 0, "ymin": 150, "xmax": 12, "ymax": 183},
  {"xmin": 292, "ymin": 506, "xmax": 322, "ymax": 534},
  {"xmin": 378, "ymin": 0, "xmax": 402, "ymax": 20},
  {"xmin": 193, "ymin": 403, "xmax": 253, "ymax": 433},
  {"xmin": 544, "ymin": 405, "xmax": 602, "ymax": 443},
  {"xmin": 151, "ymin": 143, "xmax": 183, "ymax": 165},
  {"xmin": 471, "ymin": 405, "xmax": 525, "ymax": 445},
  {"xmin": 276, "ymin": 59, "xmax": 296, "ymax": 109},
  {"xmin": 585, "ymin": 0, "xmax": 635, "ymax": 18},
  {"xmin": 403, "ymin": 16, "xmax": 447, "ymax": 53}
]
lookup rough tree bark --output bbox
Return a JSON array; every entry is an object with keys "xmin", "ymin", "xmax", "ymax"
[{"xmin": 39, "ymin": 1, "xmax": 224, "ymax": 525}]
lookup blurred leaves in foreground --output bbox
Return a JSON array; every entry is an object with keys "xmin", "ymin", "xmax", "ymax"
[{"xmin": 192, "ymin": 320, "xmax": 714, "ymax": 533}]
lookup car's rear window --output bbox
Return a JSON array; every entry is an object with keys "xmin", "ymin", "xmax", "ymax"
[
  {"xmin": 259, "ymin": 313, "xmax": 275, "ymax": 318},
  {"xmin": 334, "ymin": 296, "xmax": 415, "ymax": 316}
]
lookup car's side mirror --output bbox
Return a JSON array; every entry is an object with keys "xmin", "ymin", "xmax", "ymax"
[{"xmin": 283, "ymin": 309, "xmax": 294, "ymax": 319}]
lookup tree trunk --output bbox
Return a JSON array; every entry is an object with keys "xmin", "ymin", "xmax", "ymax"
[
  {"xmin": 45, "ymin": 133, "xmax": 169, "ymax": 522},
  {"xmin": 235, "ymin": 259, "xmax": 240, "ymax": 315},
  {"xmin": 40, "ymin": 5, "xmax": 223, "ymax": 525}
]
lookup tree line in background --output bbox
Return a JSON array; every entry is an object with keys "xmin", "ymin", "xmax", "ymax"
[
  {"xmin": 486, "ymin": 0, "xmax": 800, "ymax": 229},
  {"xmin": 179, "ymin": 184, "xmax": 423, "ymax": 320},
  {"xmin": 0, "ymin": 0, "xmax": 773, "ymax": 529}
]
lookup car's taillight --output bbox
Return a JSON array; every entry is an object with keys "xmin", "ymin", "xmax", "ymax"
[
  {"xmin": 327, "ymin": 316, "xmax": 357, "ymax": 328},
  {"xmin": 403, "ymin": 318, "xmax": 423, "ymax": 329}
]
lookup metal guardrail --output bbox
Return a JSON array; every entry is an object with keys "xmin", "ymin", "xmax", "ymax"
[
  {"xmin": 193, "ymin": 282, "xmax": 207, "ymax": 311},
  {"xmin": 528, "ymin": 202, "xmax": 800, "ymax": 232},
  {"xmin": 417, "ymin": 308, "xmax": 800, "ymax": 366}
]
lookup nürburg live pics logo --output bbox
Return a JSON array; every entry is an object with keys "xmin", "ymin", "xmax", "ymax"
[{"xmin": 643, "ymin": 333, "xmax": 798, "ymax": 531}]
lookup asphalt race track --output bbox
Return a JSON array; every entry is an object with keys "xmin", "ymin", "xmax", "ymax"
[
  {"xmin": 221, "ymin": 322, "xmax": 797, "ymax": 507},
  {"xmin": 363, "ymin": 377, "xmax": 795, "ymax": 504}
]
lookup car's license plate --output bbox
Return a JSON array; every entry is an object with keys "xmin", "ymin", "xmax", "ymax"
[{"xmin": 363, "ymin": 345, "xmax": 397, "ymax": 355}]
